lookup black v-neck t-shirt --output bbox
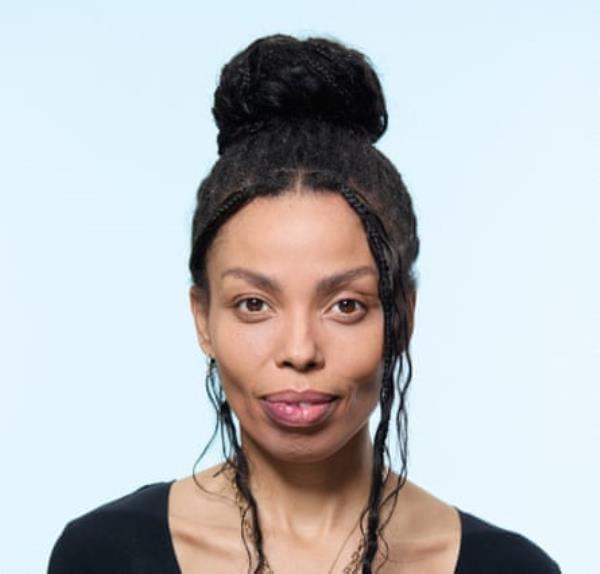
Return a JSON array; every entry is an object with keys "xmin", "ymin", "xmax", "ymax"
[{"xmin": 48, "ymin": 482, "xmax": 561, "ymax": 573}]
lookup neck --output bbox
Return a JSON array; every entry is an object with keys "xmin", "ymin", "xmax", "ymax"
[{"xmin": 238, "ymin": 425, "xmax": 374, "ymax": 540}]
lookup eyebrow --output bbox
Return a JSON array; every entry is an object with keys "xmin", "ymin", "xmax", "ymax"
[{"xmin": 220, "ymin": 266, "xmax": 378, "ymax": 297}]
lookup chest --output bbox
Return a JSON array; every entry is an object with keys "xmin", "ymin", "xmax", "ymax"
[{"xmin": 170, "ymin": 519, "xmax": 461, "ymax": 574}]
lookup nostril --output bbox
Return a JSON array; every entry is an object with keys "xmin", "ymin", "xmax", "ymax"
[{"xmin": 280, "ymin": 357, "xmax": 321, "ymax": 371}]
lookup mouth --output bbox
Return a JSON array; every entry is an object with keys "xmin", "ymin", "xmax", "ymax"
[{"xmin": 259, "ymin": 390, "xmax": 340, "ymax": 428}]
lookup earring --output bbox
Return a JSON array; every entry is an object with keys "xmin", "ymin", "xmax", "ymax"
[
  {"xmin": 205, "ymin": 355, "xmax": 223, "ymax": 403},
  {"xmin": 206, "ymin": 355, "xmax": 215, "ymax": 380}
]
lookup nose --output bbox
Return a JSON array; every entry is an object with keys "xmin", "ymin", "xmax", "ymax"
[{"xmin": 274, "ymin": 310, "xmax": 325, "ymax": 372}]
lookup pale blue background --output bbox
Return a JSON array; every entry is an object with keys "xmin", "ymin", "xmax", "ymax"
[{"xmin": 1, "ymin": 1, "xmax": 598, "ymax": 572}]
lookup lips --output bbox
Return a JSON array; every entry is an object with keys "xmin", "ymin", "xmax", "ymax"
[
  {"xmin": 260, "ymin": 390, "xmax": 339, "ymax": 428},
  {"xmin": 262, "ymin": 390, "xmax": 338, "ymax": 403}
]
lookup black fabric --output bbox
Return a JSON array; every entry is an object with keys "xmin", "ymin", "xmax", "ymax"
[
  {"xmin": 48, "ymin": 483, "xmax": 179, "ymax": 574},
  {"xmin": 48, "ymin": 482, "xmax": 561, "ymax": 573},
  {"xmin": 455, "ymin": 511, "xmax": 561, "ymax": 573}
]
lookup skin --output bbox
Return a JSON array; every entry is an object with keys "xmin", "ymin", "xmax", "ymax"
[{"xmin": 170, "ymin": 187, "xmax": 461, "ymax": 573}]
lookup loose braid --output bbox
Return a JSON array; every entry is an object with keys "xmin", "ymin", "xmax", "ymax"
[
  {"xmin": 189, "ymin": 188, "xmax": 252, "ymax": 289},
  {"xmin": 339, "ymin": 185, "xmax": 412, "ymax": 573},
  {"xmin": 190, "ymin": 187, "xmax": 273, "ymax": 573},
  {"xmin": 193, "ymin": 358, "xmax": 268, "ymax": 573}
]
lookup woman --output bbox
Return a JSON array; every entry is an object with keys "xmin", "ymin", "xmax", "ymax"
[{"xmin": 48, "ymin": 34, "xmax": 560, "ymax": 573}]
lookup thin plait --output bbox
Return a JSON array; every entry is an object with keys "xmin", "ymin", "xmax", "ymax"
[{"xmin": 337, "ymin": 185, "xmax": 399, "ymax": 573}]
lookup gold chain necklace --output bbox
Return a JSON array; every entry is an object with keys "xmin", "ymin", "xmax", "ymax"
[{"xmin": 230, "ymin": 474, "xmax": 365, "ymax": 573}]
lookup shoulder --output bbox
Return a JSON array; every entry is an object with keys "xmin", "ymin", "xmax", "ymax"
[
  {"xmin": 48, "ymin": 482, "xmax": 178, "ymax": 574},
  {"xmin": 455, "ymin": 509, "xmax": 561, "ymax": 574}
]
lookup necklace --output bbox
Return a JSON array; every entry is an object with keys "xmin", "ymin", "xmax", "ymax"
[{"xmin": 230, "ymin": 473, "xmax": 365, "ymax": 573}]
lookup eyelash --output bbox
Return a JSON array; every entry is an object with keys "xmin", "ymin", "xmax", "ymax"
[{"xmin": 233, "ymin": 297, "xmax": 367, "ymax": 319}]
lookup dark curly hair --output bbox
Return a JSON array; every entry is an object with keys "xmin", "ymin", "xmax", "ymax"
[{"xmin": 189, "ymin": 34, "xmax": 420, "ymax": 574}]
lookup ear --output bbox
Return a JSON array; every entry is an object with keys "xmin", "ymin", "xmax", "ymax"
[{"xmin": 189, "ymin": 286, "xmax": 214, "ymax": 358}]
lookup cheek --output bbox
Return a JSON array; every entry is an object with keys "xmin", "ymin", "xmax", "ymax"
[
  {"xmin": 209, "ymin": 304, "xmax": 274, "ymax": 358},
  {"xmin": 324, "ymin": 320, "xmax": 384, "ymax": 424},
  {"xmin": 207, "ymin": 312, "xmax": 274, "ymax": 401},
  {"xmin": 325, "ymin": 316, "xmax": 384, "ymax": 386}
]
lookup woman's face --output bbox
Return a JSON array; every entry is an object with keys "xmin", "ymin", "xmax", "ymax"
[{"xmin": 190, "ymin": 189, "xmax": 385, "ymax": 463}]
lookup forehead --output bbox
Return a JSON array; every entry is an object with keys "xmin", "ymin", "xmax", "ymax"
[{"xmin": 206, "ymin": 190, "xmax": 375, "ymax": 278}]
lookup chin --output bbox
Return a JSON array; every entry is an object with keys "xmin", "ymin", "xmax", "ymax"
[{"xmin": 242, "ymin": 418, "xmax": 369, "ymax": 465}]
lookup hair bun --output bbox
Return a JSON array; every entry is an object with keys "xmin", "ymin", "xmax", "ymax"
[{"xmin": 213, "ymin": 35, "xmax": 388, "ymax": 154}]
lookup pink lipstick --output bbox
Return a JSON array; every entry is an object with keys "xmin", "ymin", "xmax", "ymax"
[{"xmin": 260, "ymin": 390, "xmax": 339, "ymax": 428}]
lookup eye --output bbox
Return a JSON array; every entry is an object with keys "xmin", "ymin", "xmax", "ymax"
[
  {"xmin": 331, "ymin": 298, "xmax": 367, "ymax": 317},
  {"xmin": 235, "ymin": 297, "xmax": 270, "ymax": 314}
]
